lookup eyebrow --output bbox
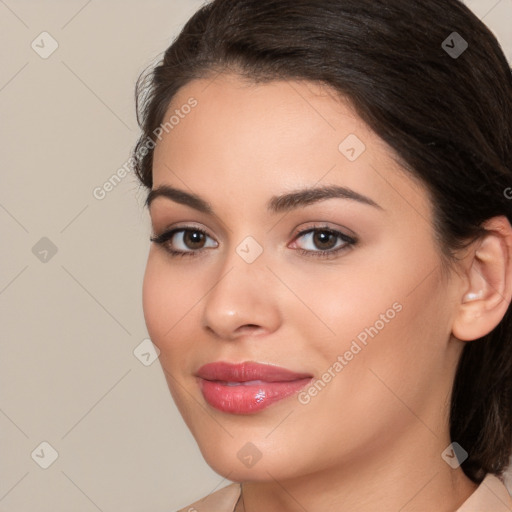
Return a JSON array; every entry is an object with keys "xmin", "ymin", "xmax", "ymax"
[{"xmin": 145, "ymin": 184, "xmax": 383, "ymax": 214}]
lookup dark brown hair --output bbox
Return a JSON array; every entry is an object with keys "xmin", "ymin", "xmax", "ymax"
[{"xmin": 132, "ymin": 0, "xmax": 512, "ymax": 482}]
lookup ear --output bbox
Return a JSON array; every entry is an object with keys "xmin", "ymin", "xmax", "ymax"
[{"xmin": 452, "ymin": 215, "xmax": 512, "ymax": 342}]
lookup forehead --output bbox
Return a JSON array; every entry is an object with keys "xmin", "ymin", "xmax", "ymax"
[
  {"xmin": 151, "ymin": 73, "xmax": 430, "ymax": 221},
  {"xmin": 154, "ymin": 73, "xmax": 367, "ymax": 165}
]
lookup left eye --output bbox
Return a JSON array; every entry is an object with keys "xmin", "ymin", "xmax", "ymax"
[{"xmin": 292, "ymin": 228, "xmax": 355, "ymax": 253}]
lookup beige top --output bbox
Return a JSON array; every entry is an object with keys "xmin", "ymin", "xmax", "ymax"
[{"xmin": 176, "ymin": 473, "xmax": 512, "ymax": 512}]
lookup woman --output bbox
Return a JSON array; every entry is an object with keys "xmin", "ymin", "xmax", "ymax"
[{"xmin": 132, "ymin": 0, "xmax": 512, "ymax": 510}]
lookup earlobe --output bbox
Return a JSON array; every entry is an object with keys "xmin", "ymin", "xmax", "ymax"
[{"xmin": 452, "ymin": 215, "xmax": 512, "ymax": 342}]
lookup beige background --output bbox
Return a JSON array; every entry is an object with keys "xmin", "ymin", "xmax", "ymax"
[{"xmin": 1, "ymin": 1, "xmax": 511, "ymax": 510}]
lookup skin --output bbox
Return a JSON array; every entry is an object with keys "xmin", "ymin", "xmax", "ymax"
[{"xmin": 142, "ymin": 72, "xmax": 512, "ymax": 511}]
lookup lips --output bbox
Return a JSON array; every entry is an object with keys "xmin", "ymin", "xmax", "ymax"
[
  {"xmin": 196, "ymin": 361, "xmax": 313, "ymax": 414},
  {"xmin": 197, "ymin": 361, "xmax": 312, "ymax": 382}
]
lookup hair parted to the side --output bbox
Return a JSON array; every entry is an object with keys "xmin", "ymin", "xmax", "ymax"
[{"xmin": 132, "ymin": 0, "xmax": 512, "ymax": 483}]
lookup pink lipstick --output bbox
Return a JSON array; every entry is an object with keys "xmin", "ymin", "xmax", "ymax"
[{"xmin": 196, "ymin": 361, "xmax": 313, "ymax": 414}]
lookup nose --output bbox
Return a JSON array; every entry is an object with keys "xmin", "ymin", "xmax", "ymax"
[{"xmin": 201, "ymin": 251, "xmax": 282, "ymax": 341}]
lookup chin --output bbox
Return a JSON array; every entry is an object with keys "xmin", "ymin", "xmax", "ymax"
[{"xmin": 192, "ymin": 431, "xmax": 311, "ymax": 483}]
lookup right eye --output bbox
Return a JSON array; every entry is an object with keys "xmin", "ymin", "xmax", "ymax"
[{"xmin": 150, "ymin": 226, "xmax": 218, "ymax": 257}]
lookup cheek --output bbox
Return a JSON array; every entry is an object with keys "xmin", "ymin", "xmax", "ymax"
[
  {"xmin": 286, "ymin": 234, "xmax": 447, "ymax": 385},
  {"xmin": 142, "ymin": 253, "xmax": 198, "ymax": 359},
  {"xmin": 282, "ymin": 250, "xmax": 408, "ymax": 350},
  {"xmin": 142, "ymin": 255, "xmax": 168, "ymax": 343},
  {"xmin": 142, "ymin": 254, "xmax": 205, "ymax": 417},
  {"xmin": 282, "ymin": 261, "xmax": 448, "ymax": 460}
]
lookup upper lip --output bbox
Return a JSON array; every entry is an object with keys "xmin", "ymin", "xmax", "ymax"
[{"xmin": 196, "ymin": 361, "xmax": 313, "ymax": 382}]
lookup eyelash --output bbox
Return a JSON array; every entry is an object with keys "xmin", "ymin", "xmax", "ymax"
[{"xmin": 150, "ymin": 225, "xmax": 357, "ymax": 260}]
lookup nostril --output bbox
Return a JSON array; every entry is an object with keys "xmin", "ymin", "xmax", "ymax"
[{"xmin": 237, "ymin": 324, "xmax": 262, "ymax": 333}]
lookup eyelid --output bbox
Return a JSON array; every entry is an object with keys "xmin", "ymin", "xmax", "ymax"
[
  {"xmin": 151, "ymin": 221, "xmax": 216, "ymax": 240},
  {"xmin": 289, "ymin": 221, "xmax": 358, "ymax": 244}
]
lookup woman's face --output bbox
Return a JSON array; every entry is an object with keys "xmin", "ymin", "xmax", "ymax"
[{"xmin": 143, "ymin": 73, "xmax": 465, "ymax": 481}]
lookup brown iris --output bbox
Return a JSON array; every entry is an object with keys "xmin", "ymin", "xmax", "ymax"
[
  {"xmin": 311, "ymin": 230, "xmax": 338, "ymax": 250},
  {"xmin": 183, "ymin": 230, "xmax": 206, "ymax": 250}
]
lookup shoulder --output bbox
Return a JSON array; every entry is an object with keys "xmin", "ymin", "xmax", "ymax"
[
  {"xmin": 175, "ymin": 482, "xmax": 242, "ymax": 512},
  {"xmin": 456, "ymin": 473, "xmax": 512, "ymax": 511}
]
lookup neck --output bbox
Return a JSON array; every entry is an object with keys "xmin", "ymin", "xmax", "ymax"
[{"xmin": 235, "ymin": 425, "xmax": 478, "ymax": 512}]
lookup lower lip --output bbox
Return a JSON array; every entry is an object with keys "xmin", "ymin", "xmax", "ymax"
[{"xmin": 199, "ymin": 378, "xmax": 312, "ymax": 414}]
